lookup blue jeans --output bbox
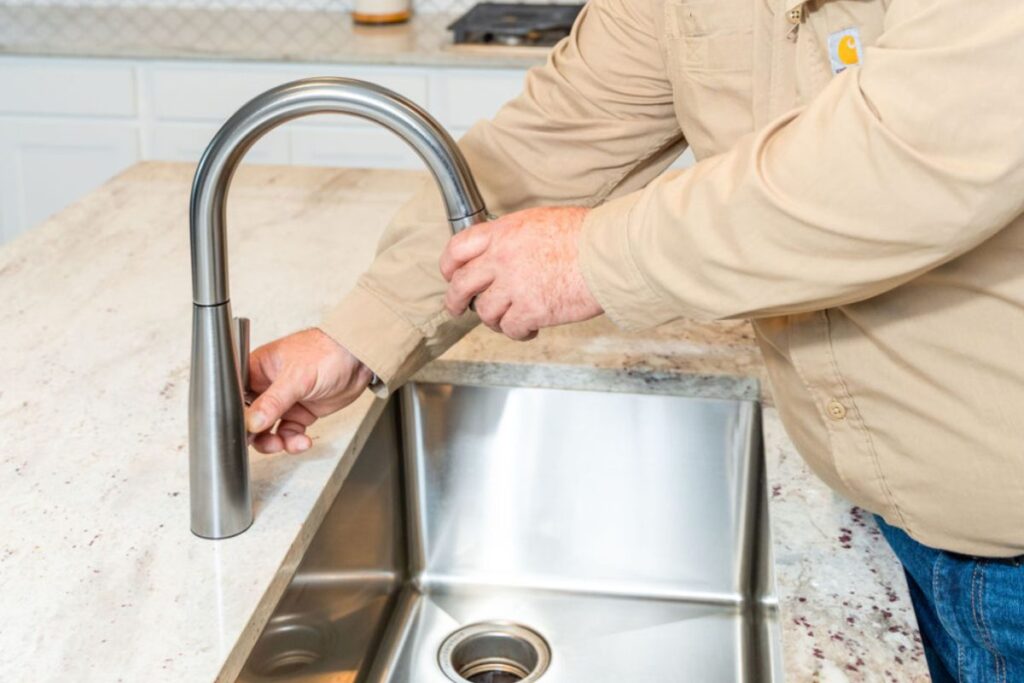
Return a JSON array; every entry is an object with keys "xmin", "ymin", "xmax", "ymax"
[{"xmin": 877, "ymin": 517, "xmax": 1024, "ymax": 682}]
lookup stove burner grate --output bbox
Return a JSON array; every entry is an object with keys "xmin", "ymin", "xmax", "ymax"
[{"xmin": 448, "ymin": 2, "xmax": 584, "ymax": 47}]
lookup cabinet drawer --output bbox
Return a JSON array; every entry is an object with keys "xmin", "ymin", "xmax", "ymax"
[
  {"xmin": 430, "ymin": 69, "xmax": 527, "ymax": 129},
  {"xmin": 148, "ymin": 64, "xmax": 429, "ymax": 123},
  {"xmin": 0, "ymin": 58, "xmax": 137, "ymax": 117},
  {"xmin": 147, "ymin": 122, "xmax": 289, "ymax": 165}
]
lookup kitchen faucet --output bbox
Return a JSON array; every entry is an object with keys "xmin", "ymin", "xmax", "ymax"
[{"xmin": 188, "ymin": 77, "xmax": 488, "ymax": 539}]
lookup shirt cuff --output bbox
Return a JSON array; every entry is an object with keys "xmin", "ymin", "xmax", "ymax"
[
  {"xmin": 319, "ymin": 284, "xmax": 430, "ymax": 398},
  {"xmin": 579, "ymin": 191, "xmax": 677, "ymax": 330}
]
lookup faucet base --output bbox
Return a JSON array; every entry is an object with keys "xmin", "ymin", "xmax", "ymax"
[{"xmin": 189, "ymin": 302, "xmax": 253, "ymax": 539}]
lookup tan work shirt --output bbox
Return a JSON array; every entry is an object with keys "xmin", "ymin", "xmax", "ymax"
[{"xmin": 323, "ymin": 0, "xmax": 1024, "ymax": 557}]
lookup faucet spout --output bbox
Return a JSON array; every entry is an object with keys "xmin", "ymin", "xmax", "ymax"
[{"xmin": 188, "ymin": 77, "xmax": 489, "ymax": 539}]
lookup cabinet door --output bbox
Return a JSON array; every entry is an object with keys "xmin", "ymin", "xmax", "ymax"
[
  {"xmin": 430, "ymin": 69, "xmax": 527, "ymax": 130},
  {"xmin": 290, "ymin": 126, "xmax": 422, "ymax": 170},
  {"xmin": 146, "ymin": 63, "xmax": 429, "ymax": 123},
  {"xmin": 0, "ymin": 59, "xmax": 137, "ymax": 118},
  {"xmin": 0, "ymin": 120, "xmax": 139, "ymax": 242},
  {"xmin": 146, "ymin": 122, "xmax": 289, "ymax": 166}
]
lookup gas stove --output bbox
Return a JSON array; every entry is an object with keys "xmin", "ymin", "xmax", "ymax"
[{"xmin": 448, "ymin": 2, "xmax": 584, "ymax": 48}]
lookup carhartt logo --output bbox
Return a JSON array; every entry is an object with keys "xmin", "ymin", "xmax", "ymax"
[
  {"xmin": 829, "ymin": 27, "xmax": 863, "ymax": 74},
  {"xmin": 838, "ymin": 35, "xmax": 859, "ymax": 64}
]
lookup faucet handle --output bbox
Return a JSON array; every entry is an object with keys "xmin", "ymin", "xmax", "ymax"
[{"xmin": 233, "ymin": 316, "xmax": 252, "ymax": 404}]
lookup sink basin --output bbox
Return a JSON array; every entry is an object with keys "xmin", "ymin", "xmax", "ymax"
[{"xmin": 237, "ymin": 382, "xmax": 782, "ymax": 683}]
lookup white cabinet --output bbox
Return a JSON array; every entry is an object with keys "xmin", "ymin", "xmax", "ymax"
[
  {"xmin": 0, "ymin": 56, "xmax": 532, "ymax": 243},
  {"xmin": 430, "ymin": 69, "xmax": 526, "ymax": 130},
  {"xmin": 290, "ymin": 126, "xmax": 422, "ymax": 169},
  {"xmin": 672, "ymin": 147, "xmax": 696, "ymax": 170},
  {"xmin": 0, "ymin": 57, "xmax": 143, "ymax": 241},
  {"xmin": 0, "ymin": 119, "xmax": 140, "ymax": 242},
  {"xmin": 140, "ymin": 63, "xmax": 437, "ymax": 170},
  {"xmin": 0, "ymin": 60, "xmax": 137, "ymax": 117},
  {"xmin": 145, "ymin": 64, "xmax": 430, "ymax": 121},
  {"xmin": 145, "ymin": 122, "xmax": 289, "ymax": 165},
  {"xmin": 0, "ymin": 55, "xmax": 695, "ymax": 245},
  {"xmin": 0, "ymin": 55, "xmax": 714, "ymax": 245}
]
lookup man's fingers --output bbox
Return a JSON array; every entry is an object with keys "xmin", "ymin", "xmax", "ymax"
[
  {"xmin": 445, "ymin": 265, "xmax": 495, "ymax": 316},
  {"xmin": 249, "ymin": 420, "xmax": 311, "ymax": 455},
  {"xmin": 281, "ymin": 403, "xmax": 318, "ymax": 427},
  {"xmin": 473, "ymin": 289, "xmax": 512, "ymax": 331},
  {"xmin": 276, "ymin": 419, "xmax": 307, "ymax": 436},
  {"xmin": 282, "ymin": 432, "xmax": 313, "ymax": 454},
  {"xmin": 246, "ymin": 367, "xmax": 309, "ymax": 433},
  {"xmin": 277, "ymin": 420, "xmax": 312, "ymax": 454},
  {"xmin": 252, "ymin": 432, "xmax": 284, "ymax": 454},
  {"xmin": 246, "ymin": 343, "xmax": 276, "ymax": 393},
  {"xmin": 500, "ymin": 305, "xmax": 539, "ymax": 341},
  {"xmin": 440, "ymin": 224, "xmax": 493, "ymax": 281},
  {"xmin": 502, "ymin": 324, "xmax": 536, "ymax": 342}
]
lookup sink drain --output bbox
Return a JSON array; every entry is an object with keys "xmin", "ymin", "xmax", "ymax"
[
  {"xmin": 439, "ymin": 622, "xmax": 551, "ymax": 683},
  {"xmin": 244, "ymin": 619, "xmax": 328, "ymax": 678}
]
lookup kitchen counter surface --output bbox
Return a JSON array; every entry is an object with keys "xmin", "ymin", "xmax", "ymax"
[
  {"xmin": 0, "ymin": 162, "xmax": 929, "ymax": 682},
  {"xmin": 0, "ymin": 5, "xmax": 547, "ymax": 68}
]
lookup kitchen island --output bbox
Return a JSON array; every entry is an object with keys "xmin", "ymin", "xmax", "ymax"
[{"xmin": 0, "ymin": 162, "xmax": 929, "ymax": 682}]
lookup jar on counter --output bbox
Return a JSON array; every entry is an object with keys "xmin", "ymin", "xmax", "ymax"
[{"xmin": 352, "ymin": 0, "xmax": 411, "ymax": 25}]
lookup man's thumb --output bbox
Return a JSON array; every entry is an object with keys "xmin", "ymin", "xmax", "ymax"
[{"xmin": 246, "ymin": 371, "xmax": 306, "ymax": 433}]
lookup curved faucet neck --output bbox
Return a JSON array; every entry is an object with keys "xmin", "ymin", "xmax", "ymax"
[{"xmin": 189, "ymin": 77, "xmax": 487, "ymax": 306}]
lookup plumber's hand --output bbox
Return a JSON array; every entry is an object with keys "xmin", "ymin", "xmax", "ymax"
[
  {"xmin": 245, "ymin": 328, "xmax": 373, "ymax": 454},
  {"xmin": 440, "ymin": 206, "xmax": 603, "ymax": 340}
]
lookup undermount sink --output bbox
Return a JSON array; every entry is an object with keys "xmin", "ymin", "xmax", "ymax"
[{"xmin": 237, "ymin": 382, "xmax": 782, "ymax": 683}]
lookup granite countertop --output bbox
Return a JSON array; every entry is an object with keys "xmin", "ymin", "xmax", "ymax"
[
  {"xmin": 0, "ymin": 5, "xmax": 547, "ymax": 68},
  {"xmin": 0, "ymin": 162, "xmax": 929, "ymax": 682}
]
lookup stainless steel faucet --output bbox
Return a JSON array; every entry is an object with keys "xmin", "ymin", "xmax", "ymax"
[{"xmin": 188, "ymin": 77, "xmax": 488, "ymax": 539}]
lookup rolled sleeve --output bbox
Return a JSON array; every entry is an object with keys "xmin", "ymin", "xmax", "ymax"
[
  {"xmin": 319, "ymin": 284, "xmax": 423, "ymax": 397},
  {"xmin": 580, "ymin": 191, "xmax": 676, "ymax": 329},
  {"xmin": 320, "ymin": 283, "xmax": 475, "ymax": 397}
]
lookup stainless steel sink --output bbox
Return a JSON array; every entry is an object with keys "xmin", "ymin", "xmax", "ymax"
[{"xmin": 237, "ymin": 382, "xmax": 782, "ymax": 683}]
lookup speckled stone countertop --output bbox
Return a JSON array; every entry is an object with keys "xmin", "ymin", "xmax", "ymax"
[
  {"xmin": 0, "ymin": 5, "xmax": 547, "ymax": 68},
  {"xmin": 0, "ymin": 162, "xmax": 929, "ymax": 682}
]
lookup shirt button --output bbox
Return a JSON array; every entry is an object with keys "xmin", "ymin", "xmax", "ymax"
[{"xmin": 826, "ymin": 399, "xmax": 847, "ymax": 421}]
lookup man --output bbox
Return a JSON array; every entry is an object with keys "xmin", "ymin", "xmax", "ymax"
[{"xmin": 242, "ymin": 0, "xmax": 1024, "ymax": 679}]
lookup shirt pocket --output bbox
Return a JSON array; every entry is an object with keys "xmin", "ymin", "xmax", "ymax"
[
  {"xmin": 664, "ymin": 0, "xmax": 755, "ymax": 72},
  {"xmin": 663, "ymin": 0, "xmax": 756, "ymax": 156}
]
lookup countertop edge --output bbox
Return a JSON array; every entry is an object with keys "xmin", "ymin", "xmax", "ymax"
[{"xmin": 412, "ymin": 358, "xmax": 762, "ymax": 403}]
